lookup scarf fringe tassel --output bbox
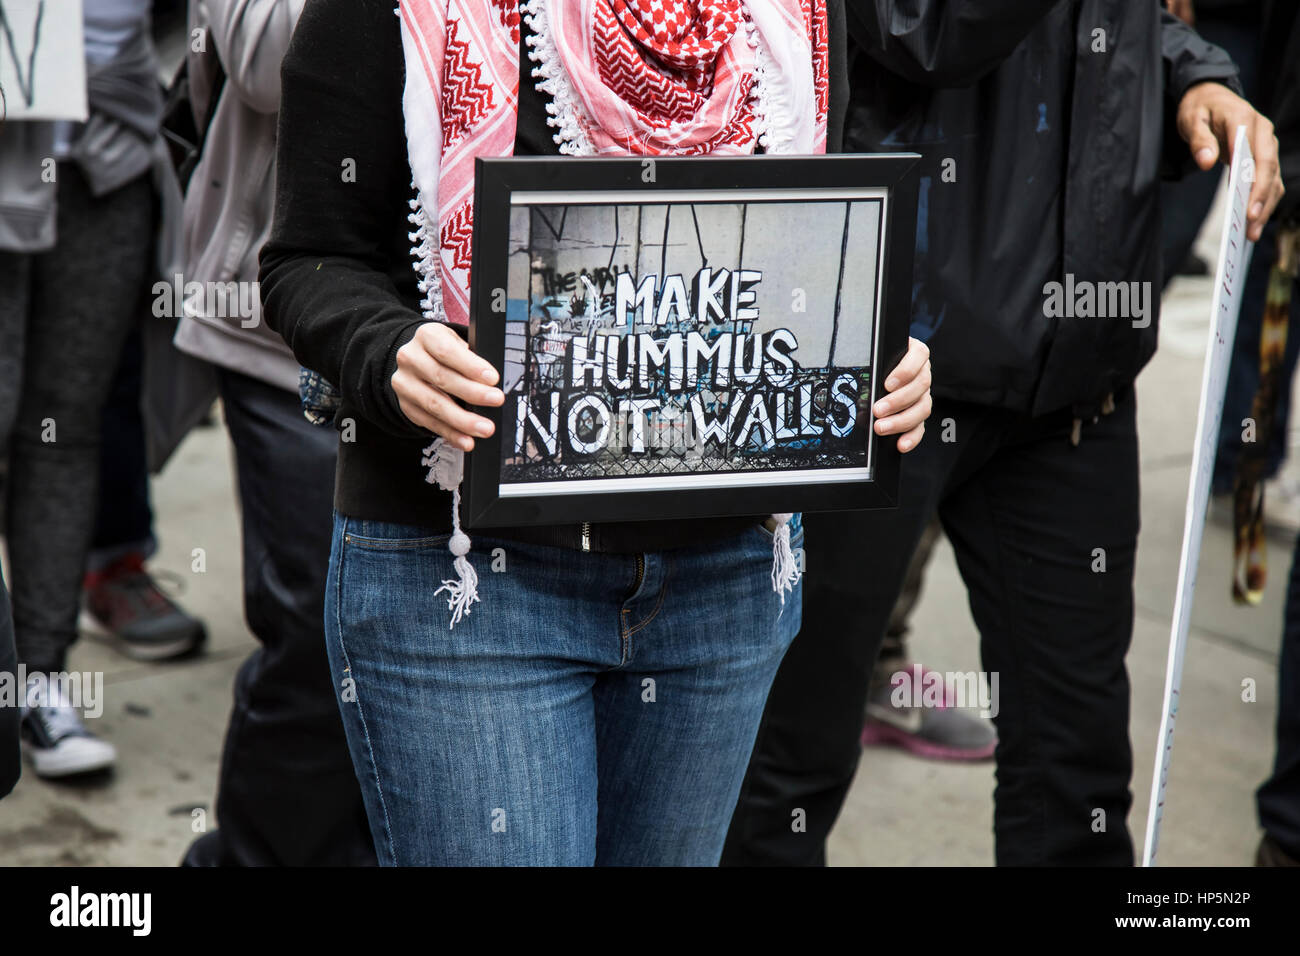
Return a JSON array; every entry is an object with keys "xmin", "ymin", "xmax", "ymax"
[
  {"xmin": 422, "ymin": 438, "xmax": 480, "ymax": 628},
  {"xmin": 770, "ymin": 512, "xmax": 800, "ymax": 608}
]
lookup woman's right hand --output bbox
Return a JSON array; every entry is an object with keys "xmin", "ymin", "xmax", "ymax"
[{"xmin": 392, "ymin": 323, "xmax": 506, "ymax": 451}]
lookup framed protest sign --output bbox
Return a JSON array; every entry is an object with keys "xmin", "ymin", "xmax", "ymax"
[
  {"xmin": 464, "ymin": 155, "xmax": 919, "ymax": 528},
  {"xmin": 0, "ymin": 0, "xmax": 87, "ymax": 121}
]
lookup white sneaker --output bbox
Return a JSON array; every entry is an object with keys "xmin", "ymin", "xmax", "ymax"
[
  {"xmin": 1263, "ymin": 475, "xmax": 1300, "ymax": 536},
  {"xmin": 19, "ymin": 676, "xmax": 116, "ymax": 778}
]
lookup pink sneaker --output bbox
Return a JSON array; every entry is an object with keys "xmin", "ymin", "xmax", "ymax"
[{"xmin": 861, "ymin": 663, "xmax": 997, "ymax": 761}]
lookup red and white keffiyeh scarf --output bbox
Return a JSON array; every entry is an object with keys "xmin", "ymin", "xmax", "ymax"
[
  {"xmin": 400, "ymin": 0, "xmax": 825, "ymax": 625},
  {"xmin": 398, "ymin": 0, "xmax": 829, "ymax": 329}
]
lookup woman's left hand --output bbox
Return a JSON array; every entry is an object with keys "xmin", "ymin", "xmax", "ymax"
[{"xmin": 873, "ymin": 337, "xmax": 932, "ymax": 453}]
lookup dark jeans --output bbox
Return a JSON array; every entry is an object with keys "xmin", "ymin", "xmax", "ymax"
[
  {"xmin": 724, "ymin": 391, "xmax": 1139, "ymax": 866},
  {"xmin": 90, "ymin": 327, "xmax": 156, "ymax": 564},
  {"xmin": 1258, "ymin": 533, "xmax": 1300, "ymax": 858},
  {"xmin": 0, "ymin": 564, "xmax": 19, "ymax": 798},
  {"xmin": 0, "ymin": 165, "xmax": 154, "ymax": 674},
  {"xmin": 183, "ymin": 369, "xmax": 374, "ymax": 865},
  {"xmin": 879, "ymin": 516, "xmax": 941, "ymax": 660}
]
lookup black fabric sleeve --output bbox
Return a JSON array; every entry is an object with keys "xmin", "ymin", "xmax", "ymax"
[
  {"xmin": 1159, "ymin": 8, "xmax": 1244, "ymax": 180},
  {"xmin": 258, "ymin": 0, "xmax": 429, "ymax": 440},
  {"xmin": 1160, "ymin": 7, "xmax": 1243, "ymax": 103},
  {"xmin": 843, "ymin": 0, "xmax": 1067, "ymax": 88}
]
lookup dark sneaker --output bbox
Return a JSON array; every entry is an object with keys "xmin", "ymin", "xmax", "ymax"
[
  {"xmin": 20, "ymin": 676, "xmax": 116, "ymax": 778},
  {"xmin": 861, "ymin": 662, "xmax": 997, "ymax": 761},
  {"xmin": 1256, "ymin": 834, "xmax": 1300, "ymax": 866},
  {"xmin": 180, "ymin": 830, "xmax": 227, "ymax": 867},
  {"xmin": 1177, "ymin": 252, "xmax": 1211, "ymax": 277},
  {"xmin": 82, "ymin": 553, "xmax": 206, "ymax": 661}
]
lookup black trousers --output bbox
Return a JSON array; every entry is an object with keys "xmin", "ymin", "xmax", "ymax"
[
  {"xmin": 1257, "ymin": 531, "xmax": 1300, "ymax": 859},
  {"xmin": 724, "ymin": 391, "xmax": 1140, "ymax": 866},
  {"xmin": 183, "ymin": 369, "xmax": 374, "ymax": 865},
  {"xmin": 91, "ymin": 327, "xmax": 154, "ymax": 556},
  {"xmin": 0, "ymin": 564, "xmax": 18, "ymax": 799}
]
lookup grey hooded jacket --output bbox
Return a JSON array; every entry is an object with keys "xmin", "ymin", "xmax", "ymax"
[{"xmin": 171, "ymin": 0, "xmax": 306, "ymax": 393}]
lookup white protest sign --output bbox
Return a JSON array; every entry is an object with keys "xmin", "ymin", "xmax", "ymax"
[
  {"xmin": 1142, "ymin": 126, "xmax": 1255, "ymax": 866},
  {"xmin": 0, "ymin": 0, "xmax": 86, "ymax": 121}
]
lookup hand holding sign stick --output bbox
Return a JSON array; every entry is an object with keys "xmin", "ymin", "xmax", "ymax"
[{"xmin": 1142, "ymin": 126, "xmax": 1255, "ymax": 866}]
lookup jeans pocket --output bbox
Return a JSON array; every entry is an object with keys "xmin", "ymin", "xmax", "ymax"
[
  {"xmin": 342, "ymin": 518, "xmax": 452, "ymax": 552},
  {"xmin": 753, "ymin": 515, "xmax": 805, "ymax": 547}
]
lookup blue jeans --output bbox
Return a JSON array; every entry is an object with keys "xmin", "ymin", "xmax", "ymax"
[{"xmin": 325, "ymin": 516, "xmax": 802, "ymax": 865}]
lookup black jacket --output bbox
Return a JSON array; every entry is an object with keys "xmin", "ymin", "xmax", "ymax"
[
  {"xmin": 1260, "ymin": 0, "xmax": 1299, "ymax": 221},
  {"xmin": 843, "ymin": 0, "xmax": 1241, "ymax": 417}
]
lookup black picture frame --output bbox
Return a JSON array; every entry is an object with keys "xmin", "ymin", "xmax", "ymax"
[{"xmin": 464, "ymin": 154, "xmax": 920, "ymax": 529}]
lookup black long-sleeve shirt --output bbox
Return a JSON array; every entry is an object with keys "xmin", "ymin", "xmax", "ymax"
[{"xmin": 259, "ymin": 0, "xmax": 847, "ymax": 549}]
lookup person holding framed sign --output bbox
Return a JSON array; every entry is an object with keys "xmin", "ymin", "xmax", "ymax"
[{"xmin": 260, "ymin": 0, "xmax": 931, "ymax": 866}]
